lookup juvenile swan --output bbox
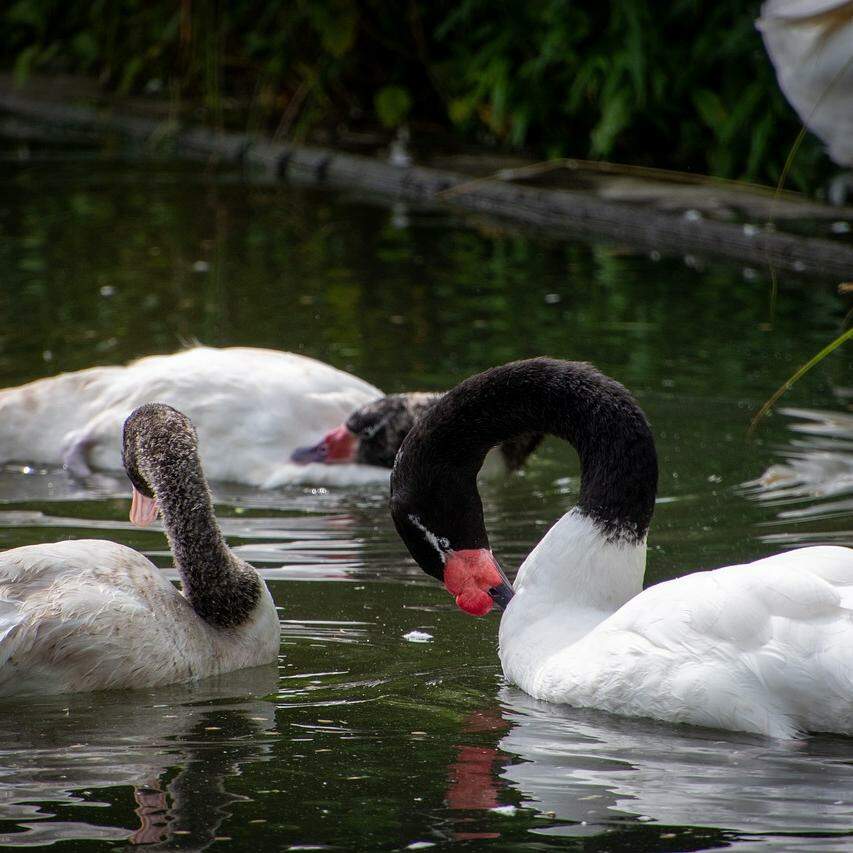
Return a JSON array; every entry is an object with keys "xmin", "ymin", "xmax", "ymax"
[
  {"xmin": 390, "ymin": 358, "xmax": 853, "ymax": 738},
  {"xmin": 0, "ymin": 403, "xmax": 279, "ymax": 696}
]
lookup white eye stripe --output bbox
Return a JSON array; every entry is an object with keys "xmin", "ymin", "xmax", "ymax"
[{"xmin": 408, "ymin": 514, "xmax": 449, "ymax": 563}]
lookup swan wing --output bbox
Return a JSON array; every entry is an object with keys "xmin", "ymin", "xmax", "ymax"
[
  {"xmin": 0, "ymin": 540, "xmax": 201, "ymax": 695},
  {"xmin": 533, "ymin": 546, "xmax": 853, "ymax": 737}
]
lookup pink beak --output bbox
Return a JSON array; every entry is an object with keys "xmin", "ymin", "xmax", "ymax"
[
  {"xmin": 291, "ymin": 425, "xmax": 358, "ymax": 464},
  {"xmin": 129, "ymin": 485, "xmax": 159, "ymax": 526}
]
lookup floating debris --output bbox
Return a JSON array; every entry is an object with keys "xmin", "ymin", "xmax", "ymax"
[{"xmin": 403, "ymin": 630, "xmax": 433, "ymax": 643}]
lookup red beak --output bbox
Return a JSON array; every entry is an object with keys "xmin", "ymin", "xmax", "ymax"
[{"xmin": 291, "ymin": 425, "xmax": 358, "ymax": 464}]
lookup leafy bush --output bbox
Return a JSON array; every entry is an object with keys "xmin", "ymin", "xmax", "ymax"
[{"xmin": 0, "ymin": 0, "xmax": 831, "ymax": 190}]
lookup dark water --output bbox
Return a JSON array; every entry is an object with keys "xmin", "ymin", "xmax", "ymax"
[{"xmin": 0, "ymin": 150, "xmax": 851, "ymax": 851}]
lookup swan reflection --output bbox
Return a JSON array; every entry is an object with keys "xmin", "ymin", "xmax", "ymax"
[
  {"xmin": 495, "ymin": 688, "xmax": 853, "ymax": 838},
  {"xmin": 0, "ymin": 665, "xmax": 278, "ymax": 847},
  {"xmin": 443, "ymin": 691, "xmax": 853, "ymax": 844}
]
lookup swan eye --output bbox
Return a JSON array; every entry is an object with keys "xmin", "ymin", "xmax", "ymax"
[{"xmin": 408, "ymin": 514, "xmax": 450, "ymax": 558}]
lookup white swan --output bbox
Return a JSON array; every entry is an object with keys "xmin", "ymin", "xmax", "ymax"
[
  {"xmin": 0, "ymin": 346, "xmax": 385, "ymax": 488},
  {"xmin": 0, "ymin": 346, "xmax": 541, "ymax": 487},
  {"xmin": 0, "ymin": 403, "xmax": 280, "ymax": 696},
  {"xmin": 757, "ymin": 0, "xmax": 853, "ymax": 172},
  {"xmin": 390, "ymin": 358, "xmax": 853, "ymax": 738}
]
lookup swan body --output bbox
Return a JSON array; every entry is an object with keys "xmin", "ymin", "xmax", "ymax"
[
  {"xmin": 391, "ymin": 358, "xmax": 853, "ymax": 738},
  {"xmin": 0, "ymin": 403, "xmax": 280, "ymax": 696},
  {"xmin": 0, "ymin": 540, "xmax": 278, "ymax": 696},
  {"xmin": 757, "ymin": 0, "xmax": 853, "ymax": 167},
  {"xmin": 500, "ymin": 512, "xmax": 853, "ymax": 739},
  {"xmin": 0, "ymin": 346, "xmax": 384, "ymax": 487}
]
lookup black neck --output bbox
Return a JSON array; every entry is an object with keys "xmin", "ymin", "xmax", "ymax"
[
  {"xmin": 143, "ymin": 452, "xmax": 261, "ymax": 628},
  {"xmin": 394, "ymin": 358, "xmax": 658, "ymax": 543}
]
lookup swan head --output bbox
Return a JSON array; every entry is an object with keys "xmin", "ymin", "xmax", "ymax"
[
  {"xmin": 390, "ymin": 493, "xmax": 514, "ymax": 617},
  {"xmin": 292, "ymin": 393, "xmax": 443, "ymax": 469},
  {"xmin": 122, "ymin": 403, "xmax": 197, "ymax": 527}
]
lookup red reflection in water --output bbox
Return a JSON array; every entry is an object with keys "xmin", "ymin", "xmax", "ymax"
[{"xmin": 445, "ymin": 709, "xmax": 512, "ymax": 841}]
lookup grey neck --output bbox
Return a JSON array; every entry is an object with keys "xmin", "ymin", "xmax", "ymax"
[{"xmin": 143, "ymin": 456, "xmax": 261, "ymax": 628}]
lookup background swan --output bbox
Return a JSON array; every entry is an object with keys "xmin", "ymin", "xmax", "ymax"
[
  {"xmin": 0, "ymin": 402, "xmax": 279, "ymax": 696},
  {"xmin": 390, "ymin": 358, "xmax": 853, "ymax": 738},
  {"xmin": 0, "ymin": 346, "xmax": 383, "ymax": 488},
  {"xmin": 0, "ymin": 346, "xmax": 539, "ymax": 488},
  {"xmin": 292, "ymin": 390, "xmax": 542, "ymax": 475},
  {"xmin": 757, "ymin": 0, "xmax": 853, "ymax": 201}
]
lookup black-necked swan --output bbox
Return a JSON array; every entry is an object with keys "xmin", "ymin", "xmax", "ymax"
[
  {"xmin": 390, "ymin": 358, "xmax": 853, "ymax": 738},
  {"xmin": 0, "ymin": 347, "xmax": 539, "ymax": 488},
  {"xmin": 292, "ymin": 391, "xmax": 542, "ymax": 474},
  {"xmin": 0, "ymin": 403, "xmax": 279, "ymax": 696}
]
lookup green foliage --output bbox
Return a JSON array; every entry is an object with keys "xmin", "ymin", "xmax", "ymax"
[
  {"xmin": 0, "ymin": 0, "xmax": 833, "ymax": 189},
  {"xmin": 374, "ymin": 85, "xmax": 412, "ymax": 128}
]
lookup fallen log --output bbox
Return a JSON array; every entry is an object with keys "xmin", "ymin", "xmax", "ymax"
[{"xmin": 1, "ymin": 87, "xmax": 851, "ymax": 279}]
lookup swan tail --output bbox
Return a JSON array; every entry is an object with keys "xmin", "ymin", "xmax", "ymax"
[{"xmin": 0, "ymin": 367, "xmax": 120, "ymax": 466}]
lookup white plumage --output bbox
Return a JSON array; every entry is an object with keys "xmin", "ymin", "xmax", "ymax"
[
  {"xmin": 0, "ymin": 346, "xmax": 385, "ymax": 487},
  {"xmin": 757, "ymin": 0, "xmax": 853, "ymax": 167},
  {"xmin": 0, "ymin": 539, "xmax": 280, "ymax": 697},
  {"xmin": 500, "ymin": 511, "xmax": 853, "ymax": 738}
]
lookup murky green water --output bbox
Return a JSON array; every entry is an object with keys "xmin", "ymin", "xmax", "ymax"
[{"xmin": 0, "ymin": 147, "xmax": 851, "ymax": 851}]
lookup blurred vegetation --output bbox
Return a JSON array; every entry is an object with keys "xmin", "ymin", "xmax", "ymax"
[{"xmin": 0, "ymin": 0, "xmax": 832, "ymax": 190}]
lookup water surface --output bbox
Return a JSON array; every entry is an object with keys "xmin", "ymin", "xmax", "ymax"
[{"xmin": 0, "ymin": 148, "xmax": 851, "ymax": 850}]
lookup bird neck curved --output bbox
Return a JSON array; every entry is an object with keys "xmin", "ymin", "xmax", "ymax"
[
  {"xmin": 143, "ymin": 453, "xmax": 261, "ymax": 628},
  {"xmin": 397, "ymin": 358, "xmax": 658, "ymax": 544}
]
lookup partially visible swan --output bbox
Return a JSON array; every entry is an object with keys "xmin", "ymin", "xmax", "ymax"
[
  {"xmin": 757, "ymin": 0, "xmax": 853, "ymax": 193},
  {"xmin": 0, "ymin": 346, "xmax": 384, "ymax": 488},
  {"xmin": 390, "ymin": 358, "xmax": 853, "ymax": 738},
  {"xmin": 0, "ymin": 403, "xmax": 280, "ymax": 696},
  {"xmin": 0, "ymin": 346, "xmax": 540, "ymax": 487}
]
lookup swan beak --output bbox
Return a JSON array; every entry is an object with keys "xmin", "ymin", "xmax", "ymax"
[
  {"xmin": 444, "ymin": 549, "xmax": 515, "ymax": 615},
  {"xmin": 488, "ymin": 559, "xmax": 515, "ymax": 610},
  {"xmin": 489, "ymin": 578, "xmax": 515, "ymax": 611},
  {"xmin": 129, "ymin": 485, "xmax": 159, "ymax": 526},
  {"xmin": 291, "ymin": 425, "xmax": 358, "ymax": 465}
]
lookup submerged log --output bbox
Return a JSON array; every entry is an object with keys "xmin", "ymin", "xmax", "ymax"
[{"xmin": 1, "ymin": 85, "xmax": 852, "ymax": 279}]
